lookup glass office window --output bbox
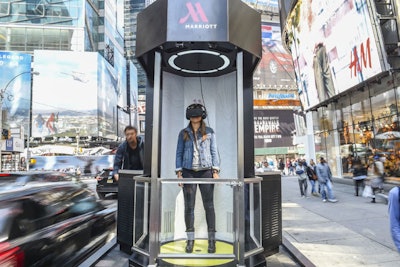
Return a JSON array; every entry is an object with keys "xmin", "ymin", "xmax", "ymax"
[
  {"xmin": 43, "ymin": 28, "xmax": 61, "ymax": 50},
  {"xmin": 8, "ymin": 28, "xmax": 27, "ymax": 51},
  {"xmin": 26, "ymin": 28, "xmax": 44, "ymax": 51}
]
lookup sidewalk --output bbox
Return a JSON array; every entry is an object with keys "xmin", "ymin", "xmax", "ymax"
[
  {"xmin": 281, "ymin": 175, "xmax": 400, "ymax": 267},
  {"xmin": 94, "ymin": 176, "xmax": 400, "ymax": 267}
]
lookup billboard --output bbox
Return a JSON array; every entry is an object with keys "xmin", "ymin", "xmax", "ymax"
[
  {"xmin": 97, "ymin": 54, "xmax": 121, "ymax": 139},
  {"xmin": 253, "ymin": 22, "xmax": 297, "ymax": 90},
  {"xmin": 32, "ymin": 50, "xmax": 98, "ymax": 138},
  {"xmin": 254, "ymin": 109, "xmax": 295, "ymax": 148},
  {"xmin": 244, "ymin": 0, "xmax": 279, "ymax": 12},
  {"xmin": 284, "ymin": 0, "xmax": 387, "ymax": 110},
  {"xmin": 167, "ymin": 0, "xmax": 228, "ymax": 41},
  {"xmin": 0, "ymin": 51, "xmax": 32, "ymax": 136}
]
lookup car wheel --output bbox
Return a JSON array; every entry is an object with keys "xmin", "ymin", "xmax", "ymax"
[
  {"xmin": 97, "ymin": 192, "xmax": 106, "ymax": 199},
  {"xmin": 269, "ymin": 59, "xmax": 278, "ymax": 74}
]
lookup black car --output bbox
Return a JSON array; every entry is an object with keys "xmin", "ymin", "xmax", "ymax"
[
  {"xmin": 95, "ymin": 168, "xmax": 118, "ymax": 199},
  {"xmin": 0, "ymin": 170, "xmax": 77, "ymax": 187},
  {"xmin": 0, "ymin": 181, "xmax": 117, "ymax": 266}
]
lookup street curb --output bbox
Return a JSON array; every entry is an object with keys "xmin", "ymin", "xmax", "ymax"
[{"xmin": 281, "ymin": 236, "xmax": 316, "ymax": 267}]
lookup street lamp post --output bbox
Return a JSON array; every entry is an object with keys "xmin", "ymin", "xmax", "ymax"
[{"xmin": 0, "ymin": 71, "xmax": 39, "ymax": 171}]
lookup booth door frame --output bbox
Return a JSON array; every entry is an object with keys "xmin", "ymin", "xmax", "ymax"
[{"xmin": 143, "ymin": 52, "xmax": 248, "ymax": 267}]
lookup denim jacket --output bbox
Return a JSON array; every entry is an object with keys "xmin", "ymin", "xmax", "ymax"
[
  {"xmin": 316, "ymin": 163, "xmax": 332, "ymax": 184},
  {"xmin": 175, "ymin": 126, "xmax": 220, "ymax": 172}
]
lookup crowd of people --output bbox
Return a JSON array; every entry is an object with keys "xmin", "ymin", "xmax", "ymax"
[{"xmin": 276, "ymin": 155, "xmax": 393, "ymax": 204}]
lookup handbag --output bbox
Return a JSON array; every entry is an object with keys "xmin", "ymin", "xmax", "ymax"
[
  {"xmin": 312, "ymin": 173, "xmax": 318, "ymax": 180},
  {"xmin": 362, "ymin": 185, "xmax": 373, "ymax": 198}
]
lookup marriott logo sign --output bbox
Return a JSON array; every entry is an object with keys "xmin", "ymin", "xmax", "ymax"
[{"xmin": 179, "ymin": 2, "xmax": 217, "ymax": 29}]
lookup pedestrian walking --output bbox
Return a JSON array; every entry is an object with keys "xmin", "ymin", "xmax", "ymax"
[
  {"xmin": 278, "ymin": 158, "xmax": 285, "ymax": 175},
  {"xmin": 371, "ymin": 155, "xmax": 385, "ymax": 203},
  {"xmin": 388, "ymin": 186, "xmax": 400, "ymax": 252},
  {"xmin": 306, "ymin": 159, "xmax": 319, "ymax": 196},
  {"xmin": 316, "ymin": 157, "xmax": 338, "ymax": 203},
  {"xmin": 295, "ymin": 160, "xmax": 308, "ymax": 197},
  {"xmin": 286, "ymin": 159, "xmax": 293, "ymax": 175},
  {"xmin": 352, "ymin": 158, "xmax": 368, "ymax": 196}
]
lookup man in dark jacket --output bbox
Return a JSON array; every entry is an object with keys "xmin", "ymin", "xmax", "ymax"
[{"xmin": 113, "ymin": 126, "xmax": 144, "ymax": 181}]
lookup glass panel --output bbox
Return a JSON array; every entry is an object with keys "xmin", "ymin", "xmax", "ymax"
[
  {"xmin": 397, "ymin": 87, "xmax": 400, "ymax": 114},
  {"xmin": 244, "ymin": 181, "xmax": 262, "ymax": 251},
  {"xmin": 8, "ymin": 28, "xmax": 26, "ymax": 51},
  {"xmin": 43, "ymin": 28, "xmax": 61, "ymax": 50},
  {"xmin": 350, "ymin": 89, "xmax": 373, "ymax": 163},
  {"xmin": 26, "ymin": 28, "xmax": 44, "ymax": 51},
  {"xmin": 133, "ymin": 179, "xmax": 150, "ymax": 251},
  {"xmin": 158, "ymin": 179, "xmax": 237, "ymax": 265},
  {"xmin": 336, "ymin": 96, "xmax": 353, "ymax": 175},
  {"xmin": 371, "ymin": 89, "xmax": 396, "ymax": 121},
  {"xmin": 60, "ymin": 29, "xmax": 72, "ymax": 50},
  {"xmin": 371, "ymin": 89, "xmax": 399, "ymax": 176},
  {"xmin": 0, "ymin": 2, "xmax": 9, "ymax": 16},
  {"xmin": 0, "ymin": 28, "xmax": 6, "ymax": 51}
]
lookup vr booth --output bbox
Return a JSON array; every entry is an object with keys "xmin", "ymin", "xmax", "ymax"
[{"xmin": 117, "ymin": 0, "xmax": 282, "ymax": 266}]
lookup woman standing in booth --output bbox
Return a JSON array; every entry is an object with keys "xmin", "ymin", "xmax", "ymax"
[{"xmin": 175, "ymin": 103, "xmax": 220, "ymax": 254}]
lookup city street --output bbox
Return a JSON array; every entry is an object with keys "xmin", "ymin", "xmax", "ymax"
[
  {"xmin": 82, "ymin": 176, "xmax": 400, "ymax": 266},
  {"xmin": 281, "ymin": 175, "xmax": 400, "ymax": 266}
]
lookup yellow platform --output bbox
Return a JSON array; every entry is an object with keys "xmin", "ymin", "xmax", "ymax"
[{"xmin": 159, "ymin": 239, "xmax": 234, "ymax": 267}]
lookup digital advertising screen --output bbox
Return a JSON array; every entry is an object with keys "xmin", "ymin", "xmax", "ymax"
[
  {"xmin": 254, "ymin": 109, "xmax": 295, "ymax": 148},
  {"xmin": 97, "ymin": 54, "xmax": 120, "ymax": 139},
  {"xmin": 284, "ymin": 0, "xmax": 387, "ymax": 110},
  {"xmin": 32, "ymin": 50, "xmax": 98, "ymax": 138},
  {"xmin": 0, "ymin": 51, "xmax": 32, "ymax": 136},
  {"xmin": 253, "ymin": 22, "xmax": 297, "ymax": 90}
]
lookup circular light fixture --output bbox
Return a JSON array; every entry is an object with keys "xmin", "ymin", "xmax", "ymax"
[{"xmin": 168, "ymin": 50, "xmax": 230, "ymax": 74}]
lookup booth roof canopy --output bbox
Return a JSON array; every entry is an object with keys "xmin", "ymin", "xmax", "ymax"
[{"xmin": 136, "ymin": 0, "xmax": 262, "ymax": 78}]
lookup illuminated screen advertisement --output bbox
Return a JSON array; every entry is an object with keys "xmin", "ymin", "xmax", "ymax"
[
  {"xmin": 253, "ymin": 22, "xmax": 297, "ymax": 90},
  {"xmin": 254, "ymin": 110, "xmax": 295, "ymax": 148},
  {"xmin": 0, "ymin": 51, "xmax": 32, "ymax": 136},
  {"xmin": 285, "ymin": 0, "xmax": 386, "ymax": 110},
  {"xmin": 97, "ymin": 55, "xmax": 120, "ymax": 139},
  {"xmin": 32, "ymin": 50, "xmax": 98, "ymax": 138},
  {"xmin": 167, "ymin": 0, "xmax": 228, "ymax": 41}
]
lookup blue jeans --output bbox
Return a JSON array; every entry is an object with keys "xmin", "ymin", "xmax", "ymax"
[
  {"xmin": 320, "ymin": 180, "xmax": 335, "ymax": 200},
  {"xmin": 310, "ymin": 179, "xmax": 321, "ymax": 194}
]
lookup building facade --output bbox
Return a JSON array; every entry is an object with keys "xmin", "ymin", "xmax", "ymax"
[
  {"xmin": 280, "ymin": 0, "xmax": 400, "ymax": 179},
  {"xmin": 0, "ymin": 0, "xmax": 136, "ymax": 142}
]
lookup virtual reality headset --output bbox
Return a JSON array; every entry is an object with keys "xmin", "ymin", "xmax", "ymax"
[{"xmin": 186, "ymin": 104, "xmax": 207, "ymax": 120}]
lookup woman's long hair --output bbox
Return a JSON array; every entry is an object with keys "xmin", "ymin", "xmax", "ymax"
[{"xmin": 183, "ymin": 120, "xmax": 207, "ymax": 141}]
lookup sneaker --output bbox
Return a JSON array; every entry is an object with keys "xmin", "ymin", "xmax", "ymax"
[
  {"xmin": 301, "ymin": 195, "xmax": 305, "ymax": 198},
  {"xmin": 322, "ymin": 199, "xmax": 327, "ymax": 202},
  {"xmin": 328, "ymin": 198, "xmax": 338, "ymax": 203}
]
